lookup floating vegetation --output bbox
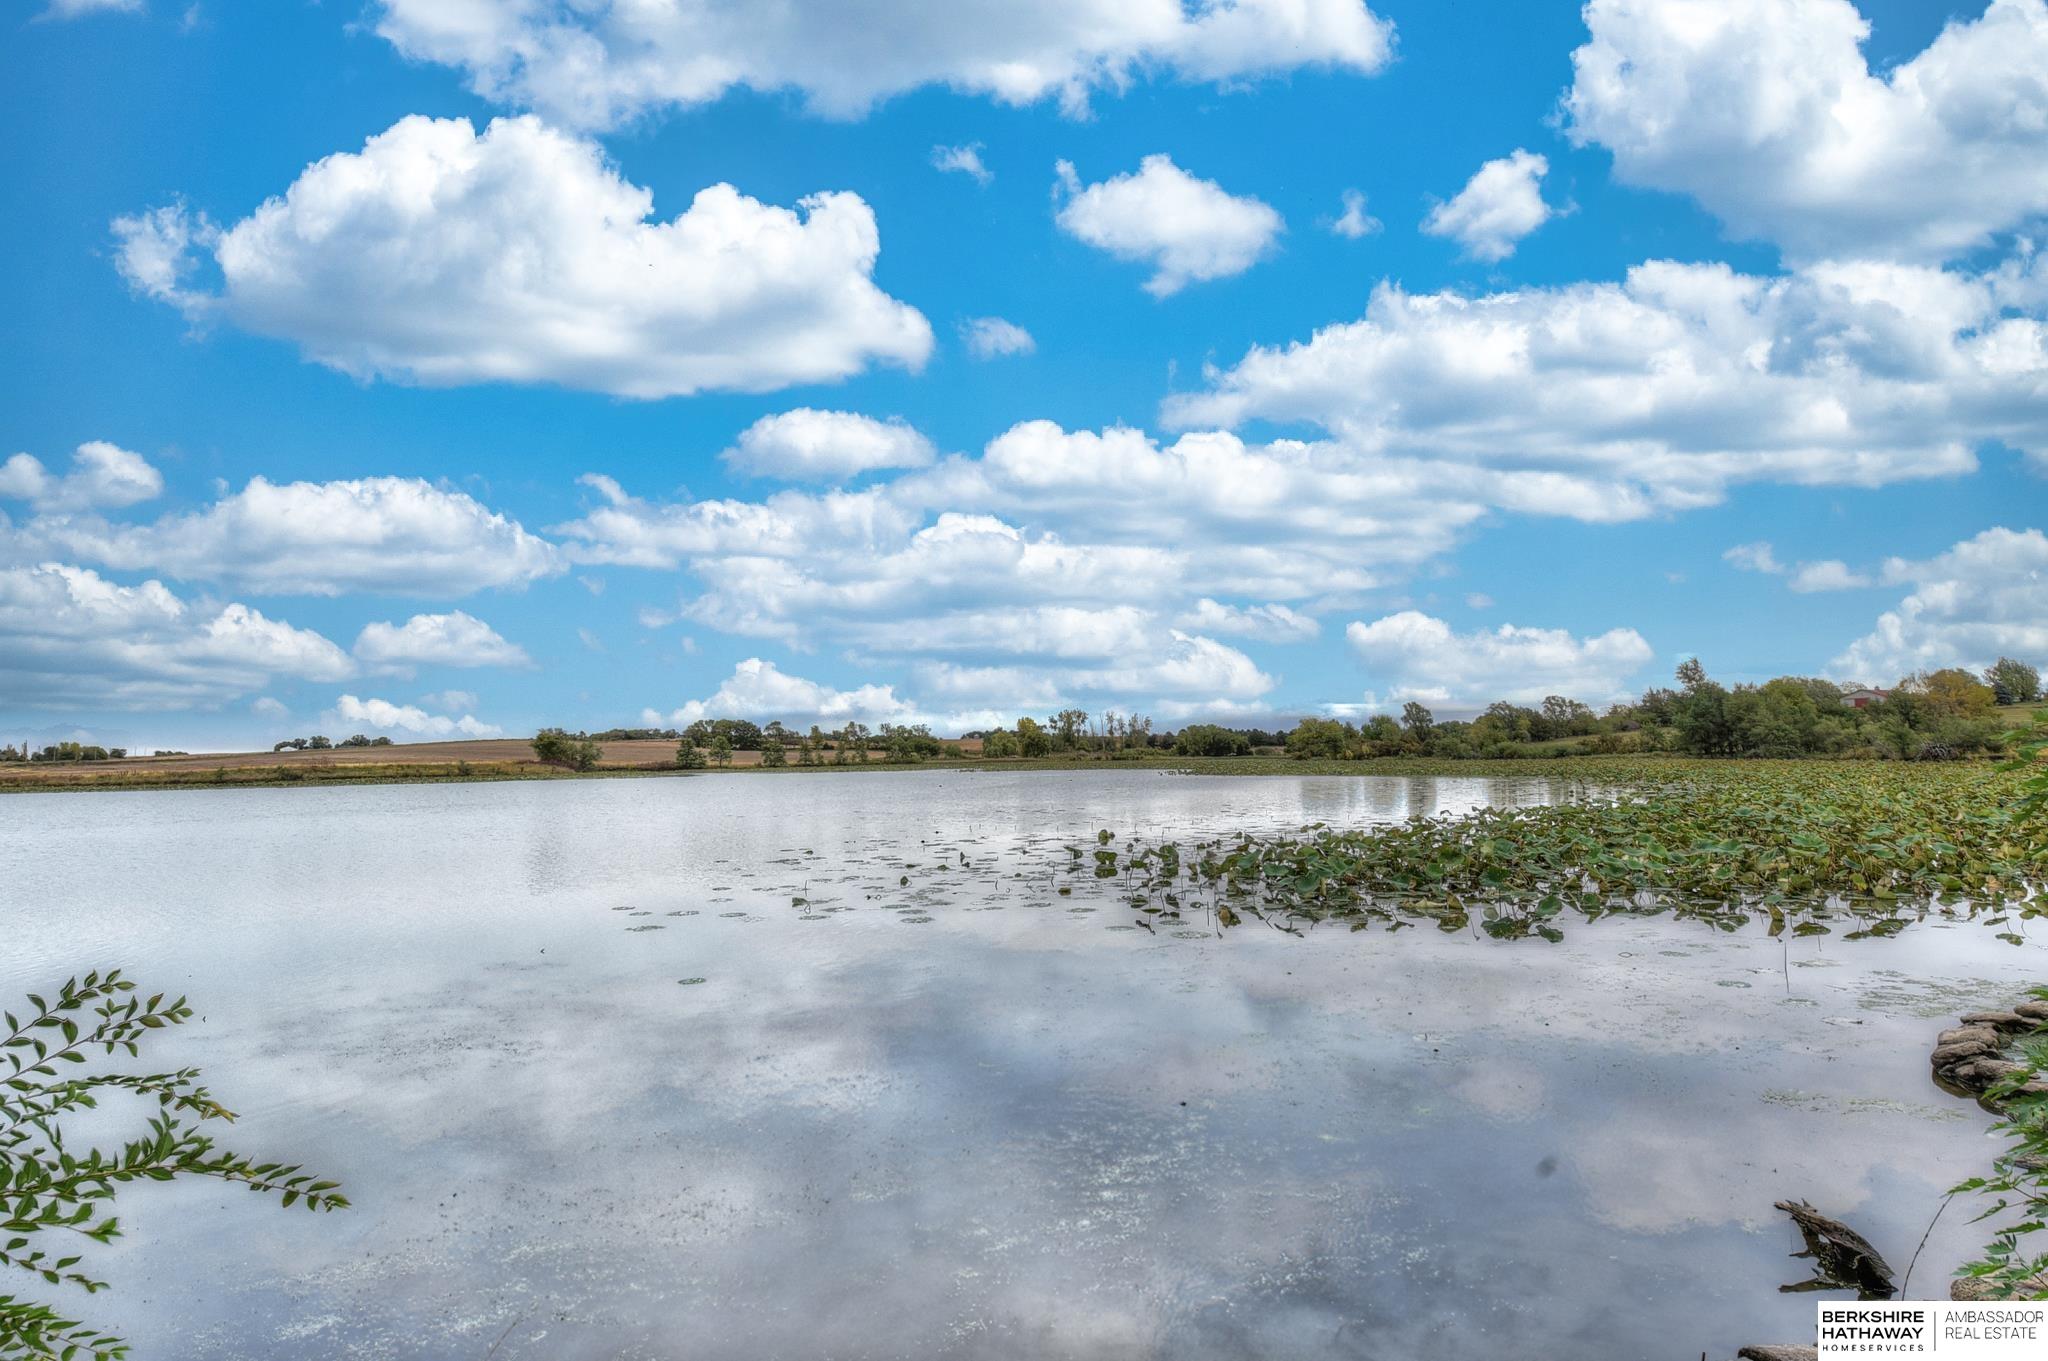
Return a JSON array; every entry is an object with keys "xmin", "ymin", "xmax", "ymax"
[
  {"xmin": 676, "ymin": 977, "xmax": 707, "ymax": 986},
  {"xmin": 1065, "ymin": 763, "xmax": 2046, "ymax": 942}
]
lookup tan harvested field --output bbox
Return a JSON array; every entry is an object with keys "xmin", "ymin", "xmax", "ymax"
[{"xmin": 1, "ymin": 735, "xmax": 990, "ymax": 788}]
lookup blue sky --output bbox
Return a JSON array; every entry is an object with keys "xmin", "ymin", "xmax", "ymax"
[{"xmin": 2, "ymin": 0, "xmax": 2044, "ymax": 751}]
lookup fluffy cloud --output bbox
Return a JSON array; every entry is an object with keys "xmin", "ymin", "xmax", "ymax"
[
  {"xmin": 372, "ymin": 0, "xmax": 1394, "ymax": 128},
  {"xmin": 643, "ymin": 658, "xmax": 914, "ymax": 728},
  {"xmin": 331, "ymin": 693, "xmax": 502, "ymax": 738},
  {"xmin": 930, "ymin": 143, "xmax": 992, "ymax": 185},
  {"xmin": 113, "ymin": 115, "xmax": 931, "ymax": 398},
  {"xmin": 1344, "ymin": 611, "xmax": 1654, "ymax": 707},
  {"xmin": 722, "ymin": 409, "xmax": 935, "ymax": 481},
  {"xmin": 643, "ymin": 634, "xmax": 1272, "ymax": 731},
  {"xmin": 1166, "ymin": 258, "xmax": 2048, "ymax": 515},
  {"xmin": 1830, "ymin": 526, "xmax": 2048, "ymax": 681},
  {"xmin": 0, "ymin": 563, "xmax": 352, "ymax": 709},
  {"xmin": 1787, "ymin": 559, "xmax": 1872, "ymax": 592},
  {"xmin": 557, "ymin": 423, "xmax": 1483, "ymax": 638},
  {"xmin": 959, "ymin": 316, "xmax": 1036, "ymax": 359},
  {"xmin": 353, "ymin": 611, "xmax": 530, "ymax": 671},
  {"xmin": 1723, "ymin": 541, "xmax": 1784, "ymax": 575},
  {"xmin": 558, "ymin": 430, "xmax": 1323, "ymax": 719},
  {"xmin": 1326, "ymin": 189, "xmax": 1381, "ymax": 240},
  {"xmin": 1422, "ymin": 149, "xmax": 1556, "ymax": 262},
  {"xmin": 1727, "ymin": 541, "xmax": 1876, "ymax": 591},
  {"xmin": 1174, "ymin": 598, "xmax": 1320, "ymax": 642},
  {"xmin": 1054, "ymin": 156, "xmax": 1283, "ymax": 296},
  {"xmin": 1565, "ymin": 0, "xmax": 2048, "ymax": 261},
  {"xmin": 15, "ymin": 476, "xmax": 562, "ymax": 598},
  {"xmin": 0, "ymin": 442, "xmax": 162, "ymax": 511}
]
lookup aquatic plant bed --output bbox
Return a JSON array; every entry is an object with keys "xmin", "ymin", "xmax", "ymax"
[{"xmin": 1077, "ymin": 762, "xmax": 2046, "ymax": 942}]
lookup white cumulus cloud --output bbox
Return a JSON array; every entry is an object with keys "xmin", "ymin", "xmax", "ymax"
[
  {"xmin": 0, "ymin": 442, "xmax": 162, "ymax": 512},
  {"xmin": 353, "ymin": 611, "xmax": 530, "ymax": 671},
  {"xmin": 331, "ymin": 693, "xmax": 502, "ymax": 738},
  {"xmin": 113, "ymin": 114, "xmax": 932, "ymax": 398},
  {"xmin": 1054, "ymin": 155, "xmax": 1283, "ymax": 297},
  {"xmin": 643, "ymin": 657, "xmax": 915, "ymax": 728},
  {"xmin": 1174, "ymin": 598, "xmax": 1320, "ymax": 642},
  {"xmin": 1326, "ymin": 188, "xmax": 1381, "ymax": 240},
  {"xmin": 13, "ymin": 475, "xmax": 562, "ymax": 598},
  {"xmin": 0, "ymin": 563, "xmax": 353, "ymax": 710},
  {"xmin": 1565, "ymin": 0, "xmax": 2048, "ymax": 261},
  {"xmin": 1787, "ymin": 559, "xmax": 1872, "ymax": 592},
  {"xmin": 1422, "ymin": 149, "xmax": 1556, "ymax": 263},
  {"xmin": 722, "ymin": 409, "xmax": 936, "ymax": 481},
  {"xmin": 1830, "ymin": 526, "xmax": 2048, "ymax": 681},
  {"xmin": 1345, "ymin": 610, "xmax": 1654, "ymax": 707},
  {"xmin": 1166, "ymin": 258, "xmax": 2048, "ymax": 516},
  {"xmin": 371, "ymin": 0, "xmax": 1394, "ymax": 128}
]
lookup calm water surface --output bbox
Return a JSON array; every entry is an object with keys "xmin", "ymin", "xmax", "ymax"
[{"xmin": 3, "ymin": 770, "xmax": 2042, "ymax": 1360}]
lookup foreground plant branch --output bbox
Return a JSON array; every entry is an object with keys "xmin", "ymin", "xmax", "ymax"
[
  {"xmin": 1947, "ymin": 713, "xmax": 2048, "ymax": 1299},
  {"xmin": 1, "ymin": 971, "xmax": 348, "ymax": 1359}
]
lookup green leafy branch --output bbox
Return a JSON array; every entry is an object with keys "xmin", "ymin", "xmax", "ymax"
[
  {"xmin": 1, "ymin": 970, "xmax": 348, "ymax": 1360},
  {"xmin": 1949, "ymin": 1010, "xmax": 2048, "ymax": 1300}
]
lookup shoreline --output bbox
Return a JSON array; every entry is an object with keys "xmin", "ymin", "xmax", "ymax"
[{"xmin": 0, "ymin": 750, "xmax": 2006, "ymax": 794}]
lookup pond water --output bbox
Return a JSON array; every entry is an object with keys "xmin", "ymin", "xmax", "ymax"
[{"xmin": 3, "ymin": 769, "xmax": 2042, "ymax": 1360}]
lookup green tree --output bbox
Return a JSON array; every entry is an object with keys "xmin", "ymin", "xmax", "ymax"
[
  {"xmin": 1538, "ymin": 695, "xmax": 1596, "ymax": 738},
  {"xmin": 676, "ymin": 736, "xmax": 707, "ymax": 769},
  {"xmin": 1014, "ymin": 716, "xmax": 1052, "ymax": 758},
  {"xmin": 1728, "ymin": 678, "xmax": 1822, "ymax": 757},
  {"xmin": 759, "ymin": 738, "xmax": 786, "ymax": 767},
  {"xmin": 1474, "ymin": 702, "xmax": 1536, "ymax": 744},
  {"xmin": 1914, "ymin": 667, "xmax": 1998, "ymax": 717},
  {"xmin": 1177, "ymin": 724, "xmax": 1251, "ymax": 757},
  {"xmin": 834, "ymin": 723, "xmax": 870, "ymax": 763},
  {"xmin": 709, "ymin": 734, "xmax": 733, "ymax": 767},
  {"xmin": 533, "ymin": 728, "xmax": 601, "ymax": 771},
  {"xmin": 980, "ymin": 728, "xmax": 1019, "ymax": 758},
  {"xmin": 1050, "ymin": 709, "xmax": 1088, "ymax": 751},
  {"xmin": 1, "ymin": 972, "xmax": 348, "ymax": 1360},
  {"xmin": 1284, "ymin": 719, "xmax": 1351, "ymax": 760},
  {"xmin": 799, "ymin": 729, "xmax": 821, "ymax": 765},
  {"xmin": 1399, "ymin": 702, "xmax": 1434, "ymax": 739},
  {"xmin": 1986, "ymin": 657, "xmax": 2042, "ymax": 706}
]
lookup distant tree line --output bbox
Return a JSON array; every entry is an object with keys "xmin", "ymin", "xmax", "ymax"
[
  {"xmin": 533, "ymin": 655, "xmax": 2041, "ymax": 775},
  {"xmin": 1274, "ymin": 657, "xmax": 2038, "ymax": 763},
  {"xmin": 1, "ymin": 742, "xmax": 131, "ymax": 763},
  {"xmin": 273, "ymin": 734, "xmax": 394, "ymax": 752}
]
